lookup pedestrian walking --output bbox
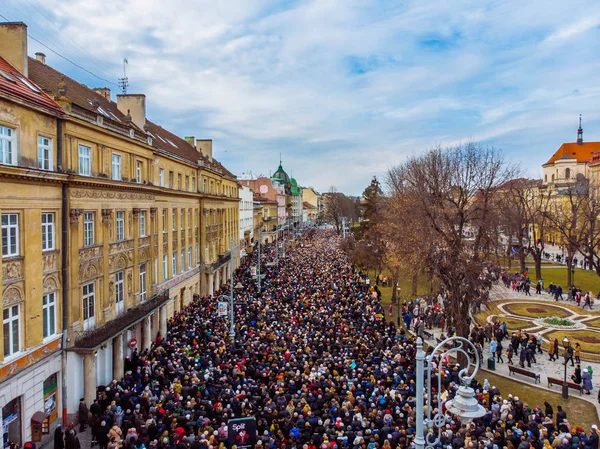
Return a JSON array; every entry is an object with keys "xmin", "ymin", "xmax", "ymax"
[
  {"xmin": 507, "ymin": 345, "xmax": 514, "ymax": 365},
  {"xmin": 548, "ymin": 338, "xmax": 556, "ymax": 361},
  {"xmin": 565, "ymin": 342, "xmax": 575, "ymax": 367},
  {"xmin": 496, "ymin": 340, "xmax": 504, "ymax": 363},
  {"xmin": 575, "ymin": 342, "xmax": 582, "ymax": 363},
  {"xmin": 78, "ymin": 398, "xmax": 89, "ymax": 432}
]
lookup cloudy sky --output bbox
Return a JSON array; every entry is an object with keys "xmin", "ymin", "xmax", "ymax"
[{"xmin": 3, "ymin": 0, "xmax": 600, "ymax": 195}]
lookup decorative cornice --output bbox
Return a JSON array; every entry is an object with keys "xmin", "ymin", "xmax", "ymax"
[{"xmin": 150, "ymin": 207, "xmax": 158, "ymax": 218}]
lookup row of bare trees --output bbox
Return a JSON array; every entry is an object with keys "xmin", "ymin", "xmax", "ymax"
[{"xmin": 333, "ymin": 143, "xmax": 600, "ymax": 337}]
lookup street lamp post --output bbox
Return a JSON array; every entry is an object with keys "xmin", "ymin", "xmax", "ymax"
[
  {"xmin": 414, "ymin": 337, "xmax": 486, "ymax": 449},
  {"xmin": 257, "ymin": 226, "xmax": 262, "ymax": 293},
  {"xmin": 562, "ymin": 336, "xmax": 570, "ymax": 400}
]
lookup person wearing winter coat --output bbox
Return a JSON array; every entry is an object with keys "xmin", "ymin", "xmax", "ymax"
[
  {"xmin": 583, "ymin": 367, "xmax": 593, "ymax": 394},
  {"xmin": 54, "ymin": 424, "xmax": 65, "ymax": 449}
]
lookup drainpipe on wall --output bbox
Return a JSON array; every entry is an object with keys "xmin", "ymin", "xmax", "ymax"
[{"xmin": 58, "ymin": 118, "xmax": 70, "ymax": 425}]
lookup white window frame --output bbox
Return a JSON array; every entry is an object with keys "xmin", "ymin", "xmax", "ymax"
[
  {"xmin": 139, "ymin": 211, "xmax": 146, "ymax": 237},
  {"xmin": 78, "ymin": 144, "xmax": 91, "ymax": 176},
  {"xmin": 159, "ymin": 168, "xmax": 164, "ymax": 187},
  {"xmin": 188, "ymin": 247, "xmax": 192, "ymax": 268},
  {"xmin": 41, "ymin": 212, "xmax": 55, "ymax": 251},
  {"xmin": 42, "ymin": 292, "xmax": 57, "ymax": 340},
  {"xmin": 3, "ymin": 304, "xmax": 20, "ymax": 357},
  {"xmin": 82, "ymin": 282, "xmax": 95, "ymax": 330},
  {"xmin": 83, "ymin": 212, "xmax": 95, "ymax": 247},
  {"xmin": 163, "ymin": 254, "xmax": 168, "ymax": 280},
  {"xmin": 172, "ymin": 210, "xmax": 176, "ymax": 231},
  {"xmin": 139, "ymin": 263, "xmax": 147, "ymax": 301},
  {"xmin": 181, "ymin": 248, "xmax": 185, "ymax": 271},
  {"xmin": 0, "ymin": 125, "xmax": 16, "ymax": 166},
  {"xmin": 2, "ymin": 213, "xmax": 19, "ymax": 258},
  {"xmin": 38, "ymin": 136, "xmax": 52, "ymax": 170},
  {"xmin": 116, "ymin": 211, "xmax": 125, "ymax": 241},
  {"xmin": 172, "ymin": 251, "xmax": 177, "ymax": 275},
  {"xmin": 115, "ymin": 271, "xmax": 124, "ymax": 315},
  {"xmin": 112, "ymin": 153, "xmax": 122, "ymax": 180},
  {"xmin": 136, "ymin": 161, "xmax": 142, "ymax": 183}
]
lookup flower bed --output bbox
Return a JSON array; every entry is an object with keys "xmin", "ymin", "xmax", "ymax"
[{"xmin": 545, "ymin": 317, "xmax": 574, "ymax": 327}]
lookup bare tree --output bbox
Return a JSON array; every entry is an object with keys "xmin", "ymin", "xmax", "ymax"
[
  {"xmin": 546, "ymin": 181, "xmax": 589, "ymax": 287},
  {"xmin": 386, "ymin": 143, "xmax": 514, "ymax": 337},
  {"xmin": 324, "ymin": 186, "xmax": 359, "ymax": 235}
]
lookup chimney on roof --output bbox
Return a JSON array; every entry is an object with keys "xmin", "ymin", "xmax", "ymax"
[
  {"xmin": 35, "ymin": 52, "xmax": 46, "ymax": 64},
  {"xmin": 0, "ymin": 22, "xmax": 28, "ymax": 76},
  {"xmin": 94, "ymin": 87, "xmax": 111, "ymax": 101},
  {"xmin": 195, "ymin": 139, "xmax": 213, "ymax": 162},
  {"xmin": 116, "ymin": 94, "xmax": 146, "ymax": 129},
  {"xmin": 184, "ymin": 136, "xmax": 195, "ymax": 146}
]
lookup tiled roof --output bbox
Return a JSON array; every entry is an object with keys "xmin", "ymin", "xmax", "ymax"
[
  {"xmin": 28, "ymin": 57, "xmax": 135, "ymax": 127},
  {"xmin": 0, "ymin": 56, "xmax": 63, "ymax": 115},
  {"xmin": 27, "ymin": 57, "xmax": 235, "ymax": 178},
  {"xmin": 303, "ymin": 201, "xmax": 317, "ymax": 209},
  {"xmin": 544, "ymin": 142, "xmax": 600, "ymax": 165}
]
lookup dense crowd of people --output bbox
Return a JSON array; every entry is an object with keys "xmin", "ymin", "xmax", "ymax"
[{"xmin": 56, "ymin": 230, "xmax": 599, "ymax": 449}]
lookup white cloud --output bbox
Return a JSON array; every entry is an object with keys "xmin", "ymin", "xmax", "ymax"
[{"xmin": 4, "ymin": 0, "xmax": 600, "ymax": 194}]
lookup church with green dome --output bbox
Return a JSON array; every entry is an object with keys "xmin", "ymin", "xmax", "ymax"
[{"xmin": 271, "ymin": 160, "xmax": 304, "ymax": 230}]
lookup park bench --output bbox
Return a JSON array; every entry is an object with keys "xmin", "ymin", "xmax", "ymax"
[
  {"xmin": 547, "ymin": 377, "xmax": 583, "ymax": 395},
  {"xmin": 508, "ymin": 365, "xmax": 541, "ymax": 384}
]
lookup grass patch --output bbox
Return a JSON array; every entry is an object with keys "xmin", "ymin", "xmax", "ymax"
[
  {"xmin": 366, "ymin": 270, "xmax": 431, "ymax": 305},
  {"xmin": 504, "ymin": 302, "xmax": 571, "ymax": 319},
  {"xmin": 476, "ymin": 371, "xmax": 598, "ymax": 429},
  {"xmin": 545, "ymin": 329, "xmax": 600, "ymax": 353},
  {"xmin": 530, "ymin": 267, "xmax": 600, "ymax": 297},
  {"xmin": 498, "ymin": 317, "xmax": 535, "ymax": 331},
  {"xmin": 581, "ymin": 317, "xmax": 600, "ymax": 328}
]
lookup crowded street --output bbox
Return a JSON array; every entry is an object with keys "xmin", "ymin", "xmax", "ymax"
[{"xmin": 57, "ymin": 229, "xmax": 599, "ymax": 449}]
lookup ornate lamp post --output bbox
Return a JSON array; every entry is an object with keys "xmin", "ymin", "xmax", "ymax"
[
  {"xmin": 562, "ymin": 336, "xmax": 570, "ymax": 400},
  {"xmin": 414, "ymin": 337, "xmax": 486, "ymax": 449}
]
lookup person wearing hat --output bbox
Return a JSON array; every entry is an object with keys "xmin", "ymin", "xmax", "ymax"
[{"xmin": 590, "ymin": 425, "xmax": 599, "ymax": 449}]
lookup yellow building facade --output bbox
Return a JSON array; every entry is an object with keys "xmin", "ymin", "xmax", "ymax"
[{"xmin": 0, "ymin": 22, "xmax": 239, "ymax": 441}]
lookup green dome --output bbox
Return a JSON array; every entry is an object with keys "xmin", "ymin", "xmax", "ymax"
[
  {"xmin": 290, "ymin": 178, "xmax": 301, "ymax": 195},
  {"xmin": 272, "ymin": 164, "xmax": 291, "ymax": 186}
]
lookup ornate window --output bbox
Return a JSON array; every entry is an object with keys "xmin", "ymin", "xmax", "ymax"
[
  {"xmin": 84, "ymin": 212, "xmax": 95, "ymax": 246},
  {"xmin": 42, "ymin": 212, "xmax": 55, "ymax": 251},
  {"xmin": 139, "ymin": 264, "xmax": 147, "ymax": 301},
  {"xmin": 82, "ymin": 282, "xmax": 95, "ymax": 330},
  {"xmin": 38, "ymin": 136, "xmax": 52, "ymax": 170},
  {"xmin": 42, "ymin": 292, "xmax": 57, "ymax": 339},
  {"xmin": 112, "ymin": 153, "xmax": 122, "ymax": 180},
  {"xmin": 3, "ymin": 304, "xmax": 20, "ymax": 357},
  {"xmin": 1, "ymin": 213, "xmax": 19, "ymax": 257},
  {"xmin": 116, "ymin": 211, "xmax": 125, "ymax": 241},
  {"xmin": 78, "ymin": 144, "xmax": 91, "ymax": 176}
]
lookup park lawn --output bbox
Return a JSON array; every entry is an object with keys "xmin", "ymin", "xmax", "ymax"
[
  {"xmin": 530, "ymin": 266, "xmax": 600, "ymax": 296},
  {"xmin": 476, "ymin": 371, "xmax": 598, "ymax": 429},
  {"xmin": 545, "ymin": 328, "xmax": 600, "ymax": 356},
  {"xmin": 503, "ymin": 302, "xmax": 572, "ymax": 319},
  {"xmin": 366, "ymin": 270, "xmax": 432, "ymax": 306}
]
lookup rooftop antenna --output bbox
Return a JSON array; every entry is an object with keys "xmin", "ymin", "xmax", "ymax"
[{"xmin": 118, "ymin": 58, "xmax": 129, "ymax": 94}]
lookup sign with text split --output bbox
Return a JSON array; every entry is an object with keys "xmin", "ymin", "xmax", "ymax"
[{"xmin": 228, "ymin": 417, "xmax": 256, "ymax": 449}]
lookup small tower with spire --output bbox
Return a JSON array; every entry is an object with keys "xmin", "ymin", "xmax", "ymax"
[{"xmin": 577, "ymin": 114, "xmax": 583, "ymax": 145}]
